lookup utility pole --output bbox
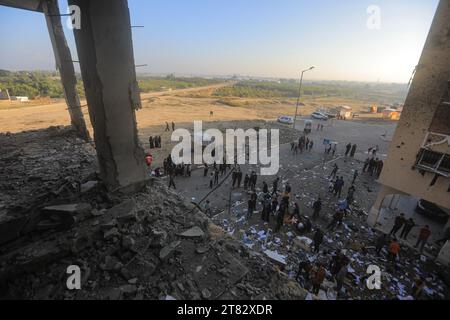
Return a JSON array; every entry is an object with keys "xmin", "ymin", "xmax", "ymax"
[{"xmin": 293, "ymin": 66, "xmax": 315, "ymax": 129}]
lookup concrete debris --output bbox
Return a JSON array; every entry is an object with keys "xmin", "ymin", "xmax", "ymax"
[{"xmin": 178, "ymin": 226, "xmax": 205, "ymax": 239}]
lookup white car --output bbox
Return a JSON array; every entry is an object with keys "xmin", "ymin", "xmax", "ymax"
[
  {"xmin": 311, "ymin": 112, "xmax": 328, "ymax": 121},
  {"xmin": 278, "ymin": 116, "xmax": 294, "ymax": 125}
]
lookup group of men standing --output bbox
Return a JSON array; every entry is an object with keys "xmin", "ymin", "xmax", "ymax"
[{"xmin": 291, "ymin": 135, "xmax": 314, "ymax": 154}]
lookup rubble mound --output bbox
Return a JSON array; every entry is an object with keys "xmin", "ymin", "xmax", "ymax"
[{"xmin": 0, "ymin": 127, "xmax": 306, "ymax": 300}]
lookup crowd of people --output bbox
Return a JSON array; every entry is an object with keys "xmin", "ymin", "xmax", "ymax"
[{"xmin": 143, "ymin": 128, "xmax": 443, "ymax": 299}]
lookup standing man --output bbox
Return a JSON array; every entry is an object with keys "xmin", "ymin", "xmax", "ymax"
[
  {"xmin": 244, "ymin": 174, "xmax": 250, "ymax": 190},
  {"xmin": 168, "ymin": 167, "xmax": 176, "ymax": 190},
  {"xmin": 311, "ymin": 263, "xmax": 326, "ymax": 295},
  {"xmin": 415, "ymin": 226, "xmax": 431, "ymax": 253},
  {"xmin": 263, "ymin": 181, "xmax": 269, "ymax": 194},
  {"xmin": 352, "ymin": 170, "xmax": 359, "ymax": 185},
  {"xmin": 345, "ymin": 143, "xmax": 352, "ymax": 156},
  {"xmin": 214, "ymin": 169, "xmax": 219, "ymax": 186},
  {"xmin": 350, "ymin": 144, "xmax": 357, "ymax": 157},
  {"xmin": 232, "ymin": 170, "xmax": 238, "ymax": 188},
  {"xmin": 400, "ymin": 218, "xmax": 416, "ymax": 240},
  {"xmin": 312, "ymin": 228, "xmax": 324, "ymax": 253},
  {"xmin": 333, "ymin": 177, "xmax": 345, "ymax": 198},
  {"xmin": 272, "ymin": 177, "xmax": 280, "ymax": 195},
  {"xmin": 312, "ymin": 197, "xmax": 322, "ymax": 220},
  {"xmin": 388, "ymin": 239, "xmax": 400, "ymax": 262},
  {"xmin": 330, "ymin": 164, "xmax": 339, "ymax": 179},
  {"xmin": 389, "ymin": 213, "xmax": 406, "ymax": 237},
  {"xmin": 375, "ymin": 234, "xmax": 388, "ymax": 256},
  {"xmin": 171, "ymin": 121, "xmax": 175, "ymax": 131},
  {"xmin": 165, "ymin": 122, "xmax": 170, "ymax": 132},
  {"xmin": 236, "ymin": 168, "xmax": 243, "ymax": 188},
  {"xmin": 203, "ymin": 163, "xmax": 209, "ymax": 177}
]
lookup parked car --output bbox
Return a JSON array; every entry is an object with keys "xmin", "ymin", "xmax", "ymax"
[
  {"xmin": 311, "ymin": 112, "xmax": 328, "ymax": 121},
  {"xmin": 278, "ymin": 116, "xmax": 294, "ymax": 125},
  {"xmin": 415, "ymin": 199, "xmax": 449, "ymax": 224}
]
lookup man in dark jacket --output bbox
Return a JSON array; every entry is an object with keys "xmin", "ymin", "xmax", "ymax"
[
  {"xmin": 312, "ymin": 198, "xmax": 322, "ymax": 220},
  {"xmin": 400, "ymin": 218, "xmax": 416, "ymax": 240},
  {"xmin": 389, "ymin": 213, "xmax": 406, "ymax": 237},
  {"xmin": 313, "ymin": 228, "xmax": 324, "ymax": 253}
]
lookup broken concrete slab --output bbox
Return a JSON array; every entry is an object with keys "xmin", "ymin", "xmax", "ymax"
[
  {"xmin": 108, "ymin": 199, "xmax": 136, "ymax": 224},
  {"xmin": 159, "ymin": 241, "xmax": 181, "ymax": 261},
  {"xmin": 80, "ymin": 181, "xmax": 98, "ymax": 193},
  {"xmin": 178, "ymin": 226, "xmax": 205, "ymax": 239}
]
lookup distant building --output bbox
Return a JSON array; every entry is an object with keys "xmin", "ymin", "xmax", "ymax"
[
  {"xmin": 338, "ymin": 106, "xmax": 353, "ymax": 119},
  {"xmin": 10, "ymin": 96, "xmax": 29, "ymax": 102},
  {"xmin": 382, "ymin": 108, "xmax": 402, "ymax": 120}
]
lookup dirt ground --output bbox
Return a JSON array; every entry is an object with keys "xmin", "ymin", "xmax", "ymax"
[{"xmin": 0, "ymin": 83, "xmax": 393, "ymax": 135}]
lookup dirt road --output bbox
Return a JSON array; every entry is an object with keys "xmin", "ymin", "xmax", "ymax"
[{"xmin": 0, "ymin": 82, "xmax": 232, "ymax": 133}]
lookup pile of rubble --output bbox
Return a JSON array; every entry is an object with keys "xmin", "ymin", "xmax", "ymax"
[
  {"xmin": 0, "ymin": 127, "xmax": 306, "ymax": 300},
  {"xmin": 210, "ymin": 157, "xmax": 450, "ymax": 300}
]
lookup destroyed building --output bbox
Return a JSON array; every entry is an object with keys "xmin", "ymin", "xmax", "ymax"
[
  {"xmin": 0, "ymin": 0, "xmax": 449, "ymax": 301},
  {"xmin": 368, "ymin": 0, "xmax": 450, "ymax": 265}
]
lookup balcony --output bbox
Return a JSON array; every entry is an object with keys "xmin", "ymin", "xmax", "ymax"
[{"xmin": 415, "ymin": 148, "xmax": 450, "ymax": 178}]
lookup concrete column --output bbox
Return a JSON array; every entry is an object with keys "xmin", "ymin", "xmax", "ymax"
[
  {"xmin": 69, "ymin": 0, "xmax": 147, "ymax": 191},
  {"xmin": 42, "ymin": 0, "xmax": 90, "ymax": 141}
]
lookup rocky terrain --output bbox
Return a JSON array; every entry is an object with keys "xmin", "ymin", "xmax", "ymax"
[{"xmin": 0, "ymin": 127, "xmax": 306, "ymax": 300}]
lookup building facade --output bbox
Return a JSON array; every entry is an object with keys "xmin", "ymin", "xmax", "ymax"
[{"xmin": 367, "ymin": 0, "xmax": 450, "ymax": 264}]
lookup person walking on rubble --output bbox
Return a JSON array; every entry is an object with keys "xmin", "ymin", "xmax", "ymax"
[
  {"xmin": 247, "ymin": 195, "xmax": 256, "ymax": 220},
  {"xmin": 375, "ymin": 234, "xmax": 388, "ymax": 256},
  {"xmin": 312, "ymin": 228, "xmax": 324, "ymax": 253},
  {"xmin": 311, "ymin": 263, "xmax": 326, "ymax": 295},
  {"xmin": 389, "ymin": 213, "xmax": 406, "ymax": 237},
  {"xmin": 327, "ymin": 209, "xmax": 345, "ymax": 231},
  {"xmin": 335, "ymin": 262, "xmax": 349, "ymax": 295},
  {"xmin": 329, "ymin": 163, "xmax": 339, "ymax": 179},
  {"xmin": 333, "ymin": 177, "xmax": 345, "ymax": 198},
  {"xmin": 168, "ymin": 168, "xmax": 176, "ymax": 190},
  {"xmin": 272, "ymin": 177, "xmax": 280, "ymax": 195},
  {"xmin": 263, "ymin": 181, "xmax": 269, "ymax": 193},
  {"xmin": 411, "ymin": 277, "xmax": 425, "ymax": 300},
  {"xmin": 415, "ymin": 225, "xmax": 431, "ymax": 253},
  {"xmin": 165, "ymin": 122, "xmax": 170, "ymax": 132},
  {"xmin": 312, "ymin": 197, "xmax": 322, "ymax": 220},
  {"xmin": 388, "ymin": 238, "xmax": 400, "ymax": 262},
  {"xmin": 204, "ymin": 200, "xmax": 211, "ymax": 216},
  {"xmin": 296, "ymin": 258, "xmax": 312, "ymax": 286}
]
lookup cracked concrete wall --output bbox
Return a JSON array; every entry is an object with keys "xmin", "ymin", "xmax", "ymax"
[
  {"xmin": 378, "ymin": 0, "xmax": 450, "ymax": 211},
  {"xmin": 43, "ymin": 0, "xmax": 90, "ymax": 141},
  {"xmin": 69, "ymin": 0, "xmax": 147, "ymax": 191}
]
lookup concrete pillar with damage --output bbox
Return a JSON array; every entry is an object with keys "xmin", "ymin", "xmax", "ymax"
[
  {"xmin": 68, "ymin": 0, "xmax": 147, "ymax": 191},
  {"xmin": 42, "ymin": 0, "xmax": 90, "ymax": 141}
]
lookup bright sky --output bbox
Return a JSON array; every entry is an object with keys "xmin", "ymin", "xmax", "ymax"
[{"xmin": 0, "ymin": 0, "xmax": 439, "ymax": 83}]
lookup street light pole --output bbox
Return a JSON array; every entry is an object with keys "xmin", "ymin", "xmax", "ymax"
[{"xmin": 293, "ymin": 66, "xmax": 314, "ymax": 129}]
